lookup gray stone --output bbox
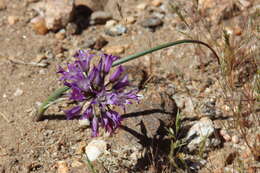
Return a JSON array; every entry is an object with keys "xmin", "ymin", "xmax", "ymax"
[
  {"xmin": 186, "ymin": 117, "xmax": 215, "ymax": 151},
  {"xmin": 31, "ymin": 0, "xmax": 75, "ymax": 31},
  {"xmin": 140, "ymin": 16, "xmax": 163, "ymax": 28},
  {"xmin": 105, "ymin": 24, "xmax": 127, "ymax": 36},
  {"xmin": 81, "ymin": 36, "xmax": 108, "ymax": 50},
  {"xmin": 45, "ymin": 0, "xmax": 74, "ymax": 31},
  {"xmin": 90, "ymin": 11, "xmax": 112, "ymax": 25}
]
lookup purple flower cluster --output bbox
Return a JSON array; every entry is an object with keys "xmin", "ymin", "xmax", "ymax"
[{"xmin": 58, "ymin": 50, "xmax": 138, "ymax": 136}]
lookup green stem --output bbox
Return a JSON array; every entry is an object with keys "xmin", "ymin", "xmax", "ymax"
[{"xmin": 34, "ymin": 39, "xmax": 220, "ymax": 121}]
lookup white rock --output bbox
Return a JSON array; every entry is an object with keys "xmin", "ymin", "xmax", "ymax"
[
  {"xmin": 39, "ymin": 69, "xmax": 46, "ymax": 74},
  {"xmin": 136, "ymin": 3, "xmax": 147, "ymax": 10},
  {"xmin": 103, "ymin": 45, "xmax": 125, "ymax": 55},
  {"xmin": 231, "ymin": 135, "xmax": 239, "ymax": 144},
  {"xmin": 125, "ymin": 16, "xmax": 136, "ymax": 24},
  {"xmin": 31, "ymin": 0, "xmax": 74, "ymax": 31},
  {"xmin": 105, "ymin": 20, "xmax": 117, "ymax": 28},
  {"xmin": 45, "ymin": 0, "xmax": 74, "ymax": 31},
  {"xmin": 8, "ymin": 16, "xmax": 19, "ymax": 25},
  {"xmin": 14, "ymin": 88, "xmax": 24, "ymax": 97},
  {"xmin": 56, "ymin": 161, "xmax": 69, "ymax": 173},
  {"xmin": 151, "ymin": 0, "xmax": 163, "ymax": 7},
  {"xmin": 78, "ymin": 119, "xmax": 90, "ymax": 128},
  {"xmin": 220, "ymin": 129, "xmax": 231, "ymax": 141},
  {"xmin": 186, "ymin": 117, "xmax": 215, "ymax": 151},
  {"xmin": 85, "ymin": 139, "xmax": 107, "ymax": 161},
  {"xmin": 90, "ymin": 11, "xmax": 112, "ymax": 25}
]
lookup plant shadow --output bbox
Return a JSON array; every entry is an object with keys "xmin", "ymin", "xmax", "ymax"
[
  {"xmin": 71, "ymin": 5, "xmax": 93, "ymax": 34},
  {"xmin": 120, "ymin": 119, "xmax": 197, "ymax": 173},
  {"xmin": 119, "ymin": 108, "xmax": 205, "ymax": 173}
]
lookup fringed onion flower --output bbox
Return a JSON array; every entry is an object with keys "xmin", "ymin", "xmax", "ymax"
[{"xmin": 58, "ymin": 50, "xmax": 139, "ymax": 136}]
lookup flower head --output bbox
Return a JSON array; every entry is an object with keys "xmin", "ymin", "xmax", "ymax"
[{"xmin": 58, "ymin": 50, "xmax": 138, "ymax": 137}]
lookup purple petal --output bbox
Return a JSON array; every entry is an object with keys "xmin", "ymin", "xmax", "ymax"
[
  {"xmin": 69, "ymin": 85, "xmax": 86, "ymax": 101},
  {"xmin": 103, "ymin": 54, "xmax": 118, "ymax": 74},
  {"xmin": 74, "ymin": 50, "xmax": 94, "ymax": 73},
  {"xmin": 58, "ymin": 63, "xmax": 84, "ymax": 81},
  {"xmin": 107, "ymin": 110, "xmax": 122, "ymax": 126},
  {"xmin": 92, "ymin": 67, "xmax": 104, "ymax": 89},
  {"xmin": 109, "ymin": 66, "xmax": 124, "ymax": 82},
  {"xmin": 57, "ymin": 65, "xmax": 65, "ymax": 74},
  {"xmin": 97, "ymin": 58, "xmax": 103, "ymax": 72},
  {"xmin": 124, "ymin": 89, "xmax": 139, "ymax": 101},
  {"xmin": 101, "ymin": 110, "xmax": 122, "ymax": 133},
  {"xmin": 113, "ymin": 75, "xmax": 129, "ymax": 90},
  {"xmin": 76, "ymin": 78, "xmax": 91, "ymax": 92},
  {"xmin": 81, "ymin": 106, "xmax": 93, "ymax": 119},
  {"xmin": 92, "ymin": 116, "xmax": 99, "ymax": 137},
  {"xmin": 88, "ymin": 67, "xmax": 98, "ymax": 82},
  {"xmin": 105, "ymin": 89, "xmax": 139, "ymax": 107},
  {"xmin": 65, "ymin": 106, "xmax": 82, "ymax": 120},
  {"xmin": 101, "ymin": 116, "xmax": 108, "ymax": 126}
]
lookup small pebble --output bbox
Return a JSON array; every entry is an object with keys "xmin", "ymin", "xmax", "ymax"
[
  {"xmin": 105, "ymin": 24, "xmax": 127, "ymax": 36},
  {"xmin": 90, "ymin": 11, "xmax": 112, "ymax": 25},
  {"xmin": 81, "ymin": 36, "xmax": 108, "ymax": 50},
  {"xmin": 220, "ymin": 129, "xmax": 231, "ymax": 141},
  {"xmin": 231, "ymin": 135, "xmax": 239, "ymax": 144},
  {"xmin": 30, "ymin": 16, "xmax": 48, "ymax": 35},
  {"xmin": 56, "ymin": 161, "xmax": 69, "ymax": 173},
  {"xmin": 105, "ymin": 20, "xmax": 117, "ymax": 28},
  {"xmin": 151, "ymin": 0, "xmax": 163, "ymax": 7},
  {"xmin": 14, "ymin": 88, "xmax": 24, "ymax": 97},
  {"xmin": 82, "ymin": 37, "xmax": 96, "ymax": 49},
  {"xmin": 93, "ymin": 36, "xmax": 108, "ymax": 50},
  {"xmin": 153, "ymin": 12, "xmax": 165, "ymax": 19},
  {"xmin": 85, "ymin": 139, "xmax": 107, "ymax": 161},
  {"xmin": 43, "ymin": 130, "xmax": 54, "ymax": 136},
  {"xmin": 39, "ymin": 69, "xmax": 46, "ymax": 74},
  {"xmin": 56, "ymin": 53, "xmax": 64, "ymax": 59},
  {"xmin": 125, "ymin": 16, "xmax": 136, "ymax": 24},
  {"xmin": 234, "ymin": 27, "xmax": 242, "ymax": 36},
  {"xmin": 8, "ymin": 16, "xmax": 19, "ymax": 25},
  {"xmin": 71, "ymin": 160, "xmax": 83, "ymax": 168},
  {"xmin": 78, "ymin": 119, "xmax": 90, "ymax": 128},
  {"xmin": 241, "ymin": 148, "xmax": 251, "ymax": 159},
  {"xmin": 136, "ymin": 3, "xmax": 147, "ymax": 10},
  {"xmin": 104, "ymin": 45, "xmax": 125, "ymax": 55},
  {"xmin": 75, "ymin": 141, "xmax": 87, "ymax": 155},
  {"xmin": 140, "ymin": 16, "xmax": 163, "ymax": 28},
  {"xmin": 224, "ymin": 27, "xmax": 233, "ymax": 35},
  {"xmin": 55, "ymin": 29, "xmax": 66, "ymax": 40}
]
